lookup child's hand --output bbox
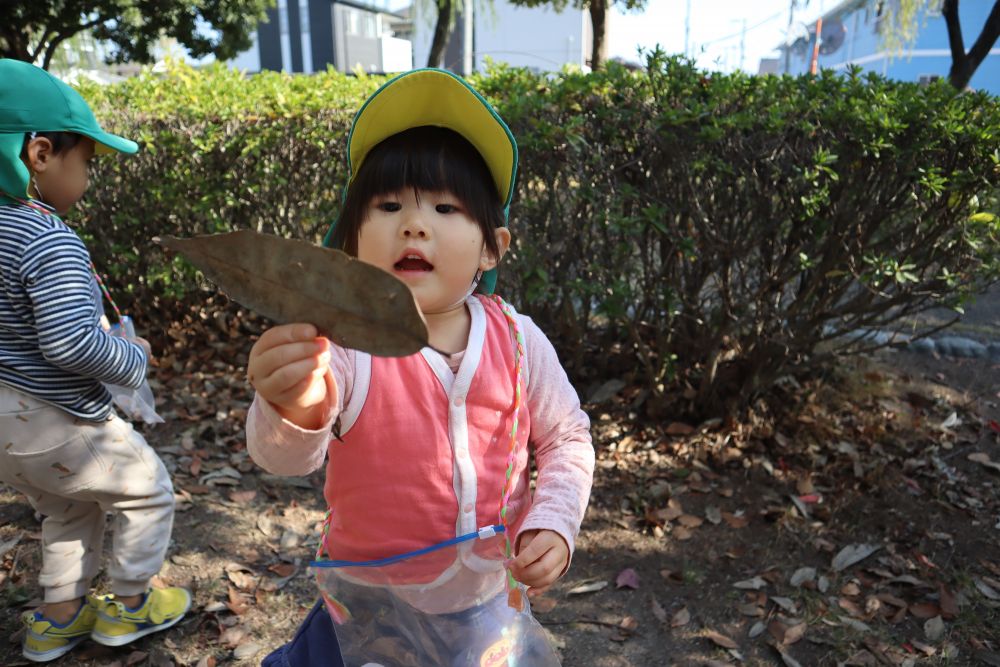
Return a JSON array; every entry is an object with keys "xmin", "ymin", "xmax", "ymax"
[
  {"xmin": 247, "ymin": 324, "xmax": 333, "ymax": 429},
  {"xmin": 133, "ymin": 336, "xmax": 152, "ymax": 359},
  {"xmin": 510, "ymin": 529, "xmax": 569, "ymax": 597}
]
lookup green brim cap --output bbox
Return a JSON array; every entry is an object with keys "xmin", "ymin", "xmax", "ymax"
[
  {"xmin": 0, "ymin": 59, "xmax": 137, "ymax": 199},
  {"xmin": 324, "ymin": 68, "xmax": 518, "ymax": 296}
]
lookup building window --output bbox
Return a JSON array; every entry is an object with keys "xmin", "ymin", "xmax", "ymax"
[
  {"xmin": 278, "ymin": 0, "xmax": 289, "ymax": 34},
  {"xmin": 346, "ymin": 9, "xmax": 378, "ymax": 37},
  {"xmin": 919, "ymin": 74, "xmax": 941, "ymax": 85}
]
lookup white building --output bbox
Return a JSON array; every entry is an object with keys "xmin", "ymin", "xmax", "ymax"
[{"xmin": 408, "ymin": 0, "xmax": 595, "ymax": 73}]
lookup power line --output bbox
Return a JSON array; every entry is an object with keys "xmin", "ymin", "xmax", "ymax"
[{"xmin": 699, "ymin": 9, "xmax": 786, "ymax": 48}]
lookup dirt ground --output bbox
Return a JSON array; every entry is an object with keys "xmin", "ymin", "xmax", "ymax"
[{"xmin": 2, "ymin": 321, "xmax": 999, "ymax": 666}]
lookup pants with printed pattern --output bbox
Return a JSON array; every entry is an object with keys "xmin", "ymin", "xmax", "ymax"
[{"xmin": 0, "ymin": 384, "xmax": 175, "ymax": 603}]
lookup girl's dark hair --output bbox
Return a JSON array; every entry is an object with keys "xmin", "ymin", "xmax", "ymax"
[
  {"xmin": 330, "ymin": 126, "xmax": 505, "ymax": 261},
  {"xmin": 20, "ymin": 131, "xmax": 84, "ymax": 158}
]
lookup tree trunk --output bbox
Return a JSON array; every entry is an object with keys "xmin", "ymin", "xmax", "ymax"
[
  {"xmin": 0, "ymin": 26, "xmax": 33, "ymax": 62},
  {"xmin": 427, "ymin": 0, "xmax": 453, "ymax": 68},
  {"xmin": 943, "ymin": 0, "xmax": 1000, "ymax": 90},
  {"xmin": 588, "ymin": 0, "xmax": 607, "ymax": 70}
]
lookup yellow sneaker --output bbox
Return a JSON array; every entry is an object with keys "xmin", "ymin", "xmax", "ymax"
[
  {"xmin": 22, "ymin": 595, "xmax": 105, "ymax": 662},
  {"xmin": 91, "ymin": 587, "xmax": 192, "ymax": 647}
]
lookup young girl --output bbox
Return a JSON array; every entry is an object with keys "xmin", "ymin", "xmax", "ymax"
[
  {"xmin": 246, "ymin": 69, "xmax": 595, "ymax": 666},
  {"xmin": 0, "ymin": 60, "xmax": 190, "ymax": 663}
]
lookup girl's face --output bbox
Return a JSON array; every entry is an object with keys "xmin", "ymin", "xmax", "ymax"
[
  {"xmin": 24, "ymin": 136, "xmax": 95, "ymax": 214},
  {"xmin": 357, "ymin": 188, "xmax": 509, "ymax": 315}
]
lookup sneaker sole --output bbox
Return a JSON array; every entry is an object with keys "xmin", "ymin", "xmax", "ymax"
[
  {"xmin": 22, "ymin": 635, "xmax": 87, "ymax": 662},
  {"xmin": 90, "ymin": 591, "xmax": 192, "ymax": 647}
]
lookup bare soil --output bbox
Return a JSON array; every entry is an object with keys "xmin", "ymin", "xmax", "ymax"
[{"xmin": 2, "ymin": 327, "xmax": 999, "ymax": 666}]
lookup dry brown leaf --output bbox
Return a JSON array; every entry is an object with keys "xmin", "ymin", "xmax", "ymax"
[
  {"xmin": 126, "ymin": 651, "xmax": 149, "ymax": 666},
  {"xmin": 939, "ymin": 584, "xmax": 959, "ymax": 619},
  {"xmin": 704, "ymin": 629, "xmax": 738, "ymax": 649},
  {"xmin": 721, "ymin": 511, "xmax": 748, "ymax": 528},
  {"xmin": 968, "ymin": 452, "xmax": 1000, "ymax": 473},
  {"xmin": 665, "ymin": 422, "xmax": 695, "ymax": 435},
  {"xmin": 677, "ymin": 514, "xmax": 704, "ymax": 528},
  {"xmin": 268, "ymin": 563, "xmax": 295, "ymax": 577},
  {"xmin": 226, "ymin": 585, "xmax": 249, "ymax": 615},
  {"xmin": 620, "ymin": 616, "xmax": 639, "ymax": 632},
  {"xmin": 909, "ymin": 602, "xmax": 941, "ymax": 619},
  {"xmin": 838, "ymin": 598, "xmax": 866, "ymax": 618},
  {"xmin": 230, "ymin": 490, "xmax": 257, "ymax": 504},
  {"xmin": 158, "ymin": 232, "xmax": 429, "ymax": 357},
  {"xmin": 651, "ymin": 598, "xmax": 668, "ymax": 623},
  {"xmin": 783, "ymin": 623, "xmax": 807, "ymax": 645},
  {"xmin": 196, "ymin": 657, "xmax": 217, "ymax": 667},
  {"xmin": 841, "ymin": 581, "xmax": 862, "ymax": 596},
  {"xmin": 670, "ymin": 607, "xmax": 690, "ymax": 627},
  {"xmin": 219, "ymin": 625, "xmax": 248, "ymax": 648},
  {"xmin": 531, "ymin": 596, "xmax": 557, "ymax": 613},
  {"xmin": 616, "ymin": 568, "xmax": 640, "ymax": 589},
  {"xmin": 673, "ymin": 526, "xmax": 693, "ymax": 540}
]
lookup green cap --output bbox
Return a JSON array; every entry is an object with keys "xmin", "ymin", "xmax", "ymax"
[
  {"xmin": 0, "ymin": 59, "xmax": 138, "ymax": 200},
  {"xmin": 324, "ymin": 68, "xmax": 518, "ymax": 296}
]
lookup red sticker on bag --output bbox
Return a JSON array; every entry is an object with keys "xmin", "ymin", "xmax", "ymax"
[{"xmin": 480, "ymin": 637, "xmax": 513, "ymax": 667}]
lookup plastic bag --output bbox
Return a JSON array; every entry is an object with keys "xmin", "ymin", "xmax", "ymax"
[
  {"xmin": 310, "ymin": 525, "xmax": 561, "ymax": 667},
  {"xmin": 103, "ymin": 316, "xmax": 164, "ymax": 425}
]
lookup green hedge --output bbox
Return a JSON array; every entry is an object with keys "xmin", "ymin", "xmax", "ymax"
[{"xmin": 74, "ymin": 53, "xmax": 1000, "ymax": 415}]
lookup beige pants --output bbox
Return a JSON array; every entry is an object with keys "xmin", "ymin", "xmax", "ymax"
[{"xmin": 0, "ymin": 384, "xmax": 175, "ymax": 603}]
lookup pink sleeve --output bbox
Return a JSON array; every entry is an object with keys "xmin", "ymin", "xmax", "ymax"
[
  {"xmin": 515, "ymin": 315, "xmax": 595, "ymax": 561},
  {"xmin": 245, "ymin": 344, "xmax": 353, "ymax": 477}
]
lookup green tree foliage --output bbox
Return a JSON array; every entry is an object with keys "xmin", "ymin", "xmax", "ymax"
[
  {"xmin": 505, "ymin": 0, "xmax": 646, "ymax": 70},
  {"xmin": 0, "ymin": 0, "xmax": 274, "ymax": 69},
  {"xmin": 879, "ymin": 0, "xmax": 1000, "ymax": 89}
]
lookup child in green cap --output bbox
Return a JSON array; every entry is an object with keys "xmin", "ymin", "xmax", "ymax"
[{"xmin": 0, "ymin": 60, "xmax": 190, "ymax": 663}]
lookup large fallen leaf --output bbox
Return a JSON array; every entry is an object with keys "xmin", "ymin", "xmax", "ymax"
[
  {"xmin": 832, "ymin": 544, "xmax": 880, "ymax": 572},
  {"xmin": 704, "ymin": 629, "xmax": 738, "ymax": 649},
  {"xmin": 157, "ymin": 232, "xmax": 429, "ymax": 357},
  {"xmin": 671, "ymin": 607, "xmax": 690, "ymax": 627},
  {"xmin": 968, "ymin": 452, "xmax": 1000, "ymax": 473},
  {"xmin": 924, "ymin": 616, "xmax": 945, "ymax": 641},
  {"xmin": 567, "ymin": 580, "xmax": 608, "ymax": 595}
]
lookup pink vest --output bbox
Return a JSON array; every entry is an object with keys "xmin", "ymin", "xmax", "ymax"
[{"xmin": 323, "ymin": 296, "xmax": 531, "ymax": 584}]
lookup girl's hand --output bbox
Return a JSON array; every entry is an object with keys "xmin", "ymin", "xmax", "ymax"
[
  {"xmin": 247, "ymin": 323, "xmax": 333, "ymax": 429},
  {"xmin": 510, "ymin": 529, "xmax": 569, "ymax": 596}
]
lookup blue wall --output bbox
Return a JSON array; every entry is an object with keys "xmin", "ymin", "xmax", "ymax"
[{"xmin": 783, "ymin": 1, "xmax": 999, "ymax": 93}]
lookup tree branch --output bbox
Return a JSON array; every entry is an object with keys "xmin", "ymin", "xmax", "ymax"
[
  {"xmin": 941, "ymin": 0, "xmax": 966, "ymax": 67},
  {"xmin": 965, "ymin": 0, "xmax": 1000, "ymax": 72}
]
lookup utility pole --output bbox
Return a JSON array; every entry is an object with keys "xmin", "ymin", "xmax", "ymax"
[
  {"xmin": 684, "ymin": 0, "xmax": 692, "ymax": 57},
  {"xmin": 784, "ymin": 0, "xmax": 795, "ymax": 74},
  {"xmin": 739, "ymin": 18, "xmax": 746, "ymax": 70}
]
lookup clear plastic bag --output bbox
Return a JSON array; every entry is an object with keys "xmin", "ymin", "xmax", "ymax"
[
  {"xmin": 310, "ymin": 525, "xmax": 561, "ymax": 667},
  {"xmin": 103, "ymin": 316, "xmax": 164, "ymax": 425}
]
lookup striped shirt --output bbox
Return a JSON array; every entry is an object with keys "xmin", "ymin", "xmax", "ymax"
[{"xmin": 0, "ymin": 202, "xmax": 147, "ymax": 421}]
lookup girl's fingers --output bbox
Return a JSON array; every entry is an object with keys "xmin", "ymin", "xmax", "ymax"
[
  {"xmin": 515, "ymin": 548, "xmax": 563, "ymax": 587},
  {"xmin": 250, "ymin": 324, "xmax": 319, "ymax": 360},
  {"xmin": 270, "ymin": 371, "xmax": 328, "ymax": 409},
  {"xmin": 253, "ymin": 340, "xmax": 328, "ymax": 380},
  {"xmin": 257, "ymin": 355, "xmax": 329, "ymax": 396}
]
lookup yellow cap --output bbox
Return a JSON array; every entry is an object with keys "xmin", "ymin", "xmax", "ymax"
[{"xmin": 347, "ymin": 68, "xmax": 517, "ymax": 209}]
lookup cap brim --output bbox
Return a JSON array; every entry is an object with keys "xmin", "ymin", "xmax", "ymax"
[
  {"xmin": 0, "ymin": 132, "xmax": 30, "ymax": 198},
  {"xmin": 88, "ymin": 129, "xmax": 138, "ymax": 155},
  {"xmin": 348, "ymin": 69, "xmax": 517, "ymax": 208}
]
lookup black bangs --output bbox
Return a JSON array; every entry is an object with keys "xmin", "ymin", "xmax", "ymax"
[{"xmin": 331, "ymin": 126, "xmax": 505, "ymax": 260}]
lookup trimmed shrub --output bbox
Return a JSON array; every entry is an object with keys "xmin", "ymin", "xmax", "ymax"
[{"xmin": 74, "ymin": 53, "xmax": 1000, "ymax": 416}]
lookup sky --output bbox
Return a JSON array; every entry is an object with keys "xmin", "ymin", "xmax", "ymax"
[{"xmin": 608, "ymin": 0, "xmax": 831, "ymax": 73}]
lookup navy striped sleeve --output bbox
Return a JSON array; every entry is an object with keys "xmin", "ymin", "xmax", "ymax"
[{"xmin": 19, "ymin": 226, "xmax": 147, "ymax": 389}]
